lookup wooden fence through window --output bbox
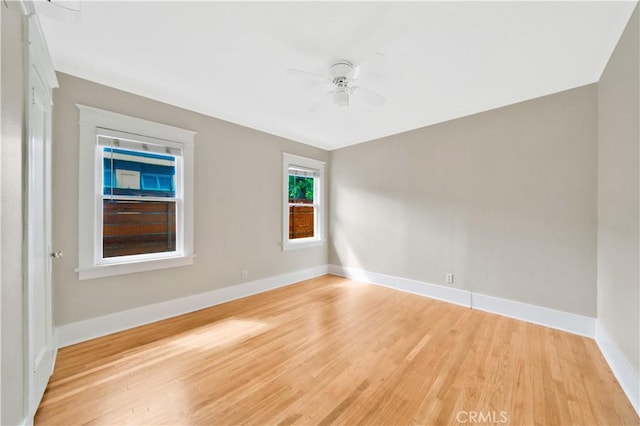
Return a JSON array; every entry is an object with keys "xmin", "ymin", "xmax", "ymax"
[
  {"xmin": 289, "ymin": 199, "xmax": 314, "ymax": 239},
  {"xmin": 103, "ymin": 200, "xmax": 176, "ymax": 258}
]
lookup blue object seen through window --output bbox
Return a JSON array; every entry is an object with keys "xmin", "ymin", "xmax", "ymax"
[{"xmin": 103, "ymin": 147, "xmax": 176, "ymax": 197}]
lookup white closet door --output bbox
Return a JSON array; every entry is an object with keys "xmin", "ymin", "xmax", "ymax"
[{"xmin": 25, "ymin": 14, "xmax": 58, "ymax": 420}]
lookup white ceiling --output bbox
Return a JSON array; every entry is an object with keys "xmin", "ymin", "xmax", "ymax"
[{"xmin": 36, "ymin": 1, "xmax": 637, "ymax": 150}]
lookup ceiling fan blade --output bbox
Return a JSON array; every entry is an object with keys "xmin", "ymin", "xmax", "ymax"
[
  {"xmin": 310, "ymin": 91, "xmax": 334, "ymax": 112},
  {"xmin": 353, "ymin": 52, "xmax": 388, "ymax": 80},
  {"xmin": 351, "ymin": 86, "xmax": 386, "ymax": 106},
  {"xmin": 287, "ymin": 68, "xmax": 332, "ymax": 83}
]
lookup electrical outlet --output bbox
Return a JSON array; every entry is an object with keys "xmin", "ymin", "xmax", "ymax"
[
  {"xmin": 241, "ymin": 270, "xmax": 248, "ymax": 279},
  {"xmin": 445, "ymin": 273, "xmax": 454, "ymax": 284}
]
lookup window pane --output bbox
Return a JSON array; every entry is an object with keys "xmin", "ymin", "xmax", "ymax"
[
  {"xmin": 103, "ymin": 200, "xmax": 176, "ymax": 258},
  {"xmin": 103, "ymin": 148, "xmax": 176, "ymax": 197},
  {"xmin": 288, "ymin": 175, "xmax": 314, "ymax": 203},
  {"xmin": 289, "ymin": 205, "xmax": 314, "ymax": 239},
  {"xmin": 142, "ymin": 174, "xmax": 159, "ymax": 190}
]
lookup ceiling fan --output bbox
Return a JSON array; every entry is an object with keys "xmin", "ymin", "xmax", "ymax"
[{"xmin": 287, "ymin": 53, "xmax": 387, "ymax": 111}]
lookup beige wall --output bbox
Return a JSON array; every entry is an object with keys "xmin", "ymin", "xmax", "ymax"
[
  {"xmin": 330, "ymin": 84, "xmax": 598, "ymax": 317},
  {"xmin": 1, "ymin": 2, "xmax": 26, "ymax": 424},
  {"xmin": 597, "ymin": 4, "xmax": 639, "ymax": 377},
  {"xmin": 52, "ymin": 73, "xmax": 329, "ymax": 326}
]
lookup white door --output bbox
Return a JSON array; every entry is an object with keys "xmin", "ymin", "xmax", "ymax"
[{"xmin": 25, "ymin": 62, "xmax": 56, "ymax": 417}]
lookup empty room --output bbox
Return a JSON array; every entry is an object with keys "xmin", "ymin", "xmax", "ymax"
[{"xmin": 1, "ymin": 1, "xmax": 639, "ymax": 425}]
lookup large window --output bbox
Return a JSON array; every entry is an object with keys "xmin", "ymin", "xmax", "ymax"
[
  {"xmin": 77, "ymin": 105, "xmax": 196, "ymax": 279},
  {"xmin": 282, "ymin": 153, "xmax": 325, "ymax": 250},
  {"xmin": 100, "ymin": 137, "xmax": 177, "ymax": 259}
]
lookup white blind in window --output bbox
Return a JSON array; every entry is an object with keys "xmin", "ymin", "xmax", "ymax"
[
  {"xmin": 96, "ymin": 128, "xmax": 183, "ymax": 156},
  {"xmin": 288, "ymin": 165, "xmax": 320, "ymax": 178}
]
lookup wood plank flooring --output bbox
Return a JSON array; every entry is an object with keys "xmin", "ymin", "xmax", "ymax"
[{"xmin": 35, "ymin": 275, "xmax": 639, "ymax": 425}]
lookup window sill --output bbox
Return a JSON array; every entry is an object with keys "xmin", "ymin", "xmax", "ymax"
[
  {"xmin": 283, "ymin": 238, "xmax": 326, "ymax": 251},
  {"xmin": 76, "ymin": 254, "xmax": 195, "ymax": 280}
]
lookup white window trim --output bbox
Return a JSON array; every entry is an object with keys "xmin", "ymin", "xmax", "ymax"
[
  {"xmin": 282, "ymin": 153, "xmax": 326, "ymax": 251},
  {"xmin": 76, "ymin": 104, "xmax": 196, "ymax": 279}
]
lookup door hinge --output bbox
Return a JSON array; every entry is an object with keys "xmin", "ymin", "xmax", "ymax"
[{"xmin": 31, "ymin": 87, "xmax": 35, "ymax": 105}]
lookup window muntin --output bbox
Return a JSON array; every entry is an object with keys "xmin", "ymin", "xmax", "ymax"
[{"xmin": 282, "ymin": 153, "xmax": 325, "ymax": 250}]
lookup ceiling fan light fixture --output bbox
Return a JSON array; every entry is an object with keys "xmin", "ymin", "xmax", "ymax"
[{"xmin": 333, "ymin": 87, "xmax": 349, "ymax": 107}]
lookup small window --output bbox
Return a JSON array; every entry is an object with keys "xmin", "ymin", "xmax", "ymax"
[
  {"xmin": 282, "ymin": 153, "xmax": 325, "ymax": 250},
  {"xmin": 77, "ymin": 104, "xmax": 196, "ymax": 279}
]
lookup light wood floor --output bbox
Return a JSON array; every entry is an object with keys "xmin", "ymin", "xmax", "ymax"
[{"xmin": 36, "ymin": 275, "xmax": 638, "ymax": 425}]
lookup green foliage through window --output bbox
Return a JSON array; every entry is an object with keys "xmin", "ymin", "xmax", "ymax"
[{"xmin": 289, "ymin": 176, "xmax": 314, "ymax": 201}]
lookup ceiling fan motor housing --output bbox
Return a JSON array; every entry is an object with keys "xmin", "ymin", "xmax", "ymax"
[
  {"xmin": 330, "ymin": 60, "xmax": 354, "ymax": 106},
  {"xmin": 329, "ymin": 60, "xmax": 354, "ymax": 79}
]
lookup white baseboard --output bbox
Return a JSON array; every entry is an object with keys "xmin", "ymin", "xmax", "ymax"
[
  {"xmin": 328, "ymin": 264, "xmax": 471, "ymax": 307},
  {"xmin": 596, "ymin": 322, "xmax": 640, "ymax": 415},
  {"xmin": 328, "ymin": 264, "xmax": 595, "ymax": 338},
  {"xmin": 55, "ymin": 265, "xmax": 328, "ymax": 348},
  {"xmin": 471, "ymin": 292, "xmax": 596, "ymax": 338}
]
